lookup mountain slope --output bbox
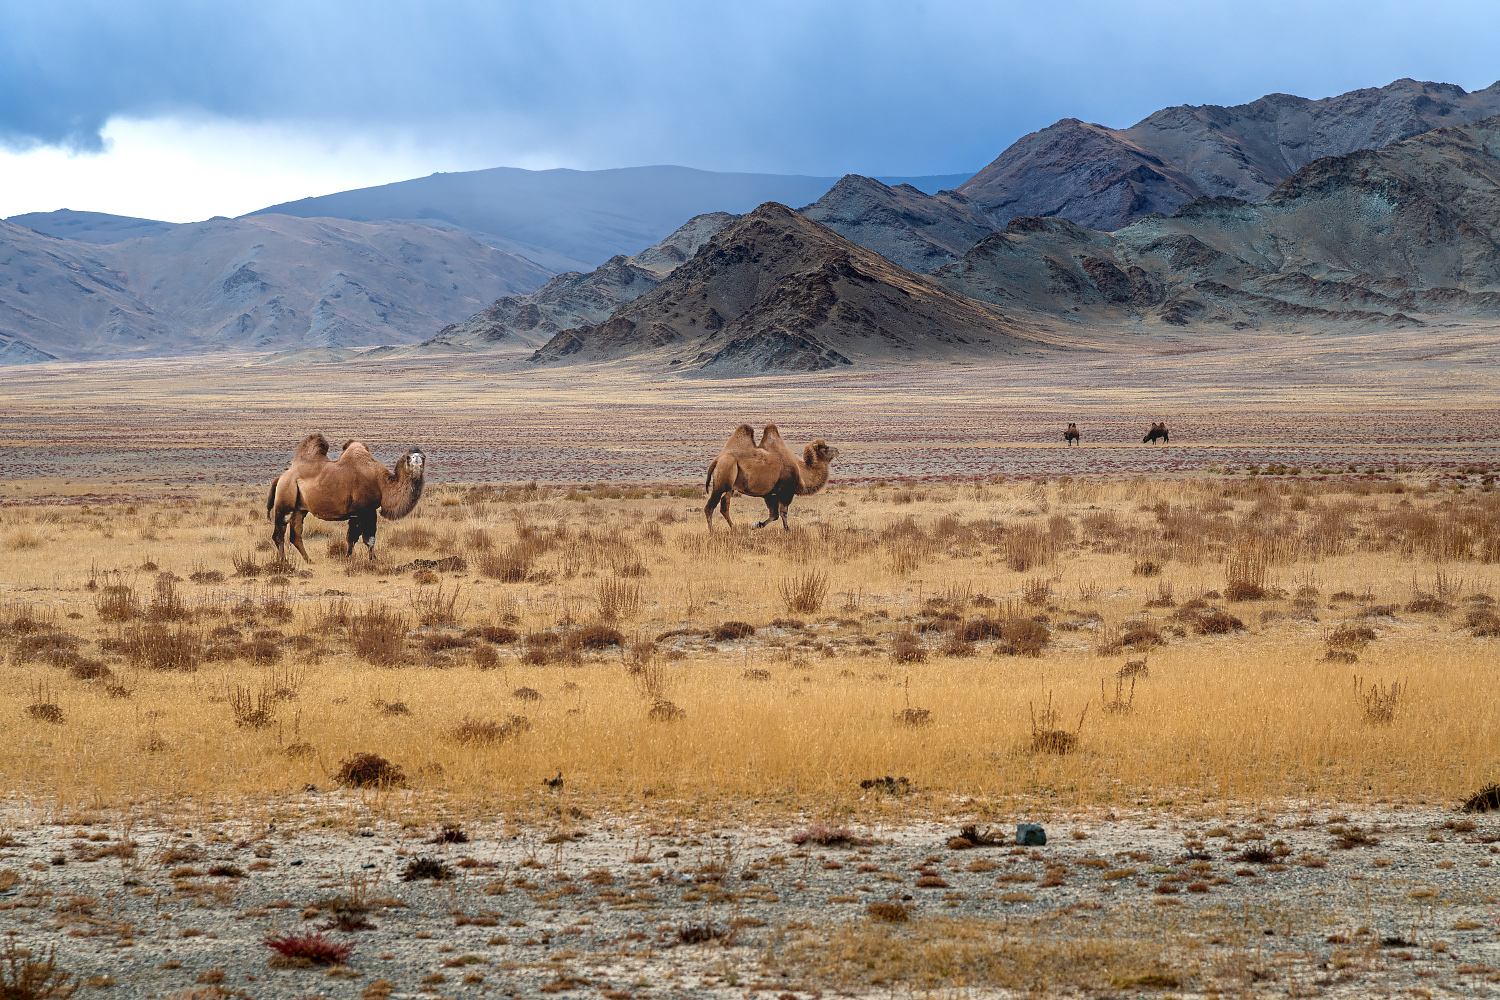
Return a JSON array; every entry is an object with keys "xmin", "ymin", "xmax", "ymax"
[
  {"xmin": 937, "ymin": 115, "xmax": 1500, "ymax": 329},
  {"xmin": 247, "ymin": 166, "xmax": 974, "ymax": 269},
  {"xmin": 418, "ymin": 212, "xmax": 741, "ymax": 352},
  {"xmin": 798, "ymin": 175, "xmax": 994, "ymax": 272},
  {"xmin": 7, "ymin": 209, "xmax": 179, "ymax": 244},
  {"xmin": 532, "ymin": 203, "xmax": 1044, "ymax": 372},
  {"xmin": 0, "ymin": 215, "xmax": 553, "ymax": 361},
  {"xmin": 958, "ymin": 78, "xmax": 1500, "ymax": 231}
]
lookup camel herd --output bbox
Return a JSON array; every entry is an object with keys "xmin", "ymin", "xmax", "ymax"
[{"xmin": 265, "ymin": 422, "xmax": 1170, "ymax": 559}]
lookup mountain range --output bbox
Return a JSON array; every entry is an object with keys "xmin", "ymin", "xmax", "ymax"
[{"xmin": 6, "ymin": 77, "xmax": 1500, "ymax": 369}]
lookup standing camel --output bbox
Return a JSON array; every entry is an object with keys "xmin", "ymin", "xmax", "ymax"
[
  {"xmin": 704, "ymin": 424, "xmax": 839, "ymax": 530},
  {"xmin": 1143, "ymin": 422, "xmax": 1170, "ymax": 444},
  {"xmin": 266, "ymin": 433, "xmax": 426, "ymax": 561},
  {"xmin": 1064, "ymin": 423, "xmax": 1081, "ymax": 446}
]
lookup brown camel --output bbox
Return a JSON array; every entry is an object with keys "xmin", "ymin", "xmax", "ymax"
[
  {"xmin": 1064, "ymin": 423, "xmax": 1081, "ymax": 446},
  {"xmin": 703, "ymin": 423, "xmax": 839, "ymax": 530},
  {"xmin": 1143, "ymin": 422, "xmax": 1170, "ymax": 444},
  {"xmin": 266, "ymin": 433, "xmax": 426, "ymax": 561}
]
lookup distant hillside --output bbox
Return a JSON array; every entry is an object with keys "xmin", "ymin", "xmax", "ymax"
[
  {"xmin": 407, "ymin": 213, "xmax": 740, "ymax": 354},
  {"xmin": 958, "ymin": 78, "xmax": 1500, "ymax": 231},
  {"xmin": 7, "ymin": 209, "xmax": 179, "ymax": 244},
  {"xmin": 248, "ymin": 165, "xmax": 973, "ymax": 269},
  {"xmin": 532, "ymin": 203, "xmax": 1045, "ymax": 373},
  {"xmin": 799, "ymin": 175, "xmax": 994, "ymax": 272},
  {"xmin": 0, "ymin": 215, "xmax": 552, "ymax": 362},
  {"xmin": 937, "ymin": 115, "xmax": 1500, "ymax": 329}
]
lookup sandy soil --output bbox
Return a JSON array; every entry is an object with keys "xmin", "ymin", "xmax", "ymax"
[{"xmin": 1, "ymin": 802, "xmax": 1497, "ymax": 998}]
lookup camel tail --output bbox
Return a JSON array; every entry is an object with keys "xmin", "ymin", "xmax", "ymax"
[
  {"xmin": 265, "ymin": 478, "xmax": 278, "ymax": 521},
  {"xmin": 704, "ymin": 463, "xmax": 715, "ymax": 495}
]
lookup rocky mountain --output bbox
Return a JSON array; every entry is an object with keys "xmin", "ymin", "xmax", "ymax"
[
  {"xmin": 798, "ymin": 175, "xmax": 994, "ymax": 272},
  {"xmin": 0, "ymin": 215, "xmax": 553, "ymax": 362},
  {"xmin": 248, "ymin": 166, "xmax": 974, "ymax": 270},
  {"xmin": 7, "ymin": 209, "xmax": 179, "ymax": 244},
  {"xmin": 417, "ymin": 213, "xmax": 741, "ymax": 353},
  {"xmin": 531, "ymin": 202, "xmax": 1044, "ymax": 373},
  {"xmin": 936, "ymin": 115, "xmax": 1500, "ymax": 330},
  {"xmin": 957, "ymin": 78, "xmax": 1500, "ymax": 231}
]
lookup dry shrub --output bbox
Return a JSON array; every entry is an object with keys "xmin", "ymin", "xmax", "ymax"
[
  {"xmin": 231, "ymin": 552, "xmax": 261, "ymax": 577},
  {"xmin": 1005, "ymin": 524, "xmax": 1050, "ymax": 572},
  {"xmin": 1000, "ymin": 619, "xmax": 1051, "ymax": 656},
  {"xmin": 26, "ymin": 681, "xmax": 64, "ymax": 725},
  {"xmin": 891, "ymin": 632, "xmax": 926, "ymax": 663},
  {"xmin": 1355, "ymin": 676, "xmax": 1405, "ymax": 724},
  {"xmin": 1224, "ymin": 546, "xmax": 1269, "ymax": 601},
  {"xmin": 779, "ymin": 570, "xmax": 829, "ymax": 614},
  {"xmin": 1022, "ymin": 576, "xmax": 1051, "ymax": 606},
  {"xmin": 335, "ymin": 753, "xmax": 406, "ymax": 788},
  {"xmin": 350, "ymin": 605, "xmax": 409, "ymax": 666},
  {"xmin": 472, "ymin": 644, "xmax": 499, "ymax": 669},
  {"xmin": 422, "ymin": 632, "xmax": 470, "ymax": 652},
  {"xmin": 412, "ymin": 581, "xmax": 462, "ymax": 626},
  {"xmin": 0, "ymin": 940, "xmax": 75, "ymax": 998},
  {"xmin": 449, "ymin": 714, "xmax": 530, "ymax": 746},
  {"xmin": 1466, "ymin": 608, "xmax": 1500, "ymax": 636},
  {"xmin": 566, "ymin": 625, "xmax": 624, "ymax": 649},
  {"xmin": 1131, "ymin": 559, "xmax": 1162, "ymax": 577},
  {"xmin": 230, "ymin": 685, "xmax": 275, "ymax": 729},
  {"xmin": 94, "ymin": 585, "xmax": 139, "ymax": 622},
  {"xmin": 960, "ymin": 619, "xmax": 1003, "ymax": 642},
  {"xmin": 791, "ymin": 825, "xmax": 873, "ymax": 847},
  {"xmin": 894, "ymin": 707, "xmax": 931, "ymax": 727},
  {"xmin": 1461, "ymin": 784, "xmax": 1500, "ymax": 813},
  {"xmin": 940, "ymin": 634, "xmax": 975, "ymax": 657},
  {"xmin": 1328, "ymin": 624, "xmax": 1376, "ymax": 650},
  {"xmin": 743, "ymin": 668, "xmax": 772, "ymax": 680},
  {"xmin": 1322, "ymin": 649, "xmax": 1359, "ymax": 664},
  {"xmin": 389, "ymin": 524, "xmax": 435, "ymax": 551},
  {"xmin": 710, "ymin": 621, "xmax": 756, "ymax": 641},
  {"xmin": 1030, "ymin": 693, "xmax": 1086, "ymax": 755},
  {"xmin": 596, "ymin": 578, "xmax": 642, "ymax": 622},
  {"xmin": 120, "ymin": 624, "xmax": 202, "ymax": 671},
  {"xmin": 264, "ymin": 932, "xmax": 353, "ymax": 966},
  {"xmin": 648, "ymin": 699, "xmax": 685, "ymax": 722},
  {"xmin": 478, "ymin": 537, "xmax": 552, "ymax": 583},
  {"xmin": 4, "ymin": 528, "xmax": 42, "ymax": 550},
  {"xmin": 1193, "ymin": 611, "xmax": 1244, "ymax": 635}
]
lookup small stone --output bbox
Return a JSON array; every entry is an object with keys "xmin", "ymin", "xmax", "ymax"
[{"xmin": 1016, "ymin": 824, "xmax": 1046, "ymax": 846}]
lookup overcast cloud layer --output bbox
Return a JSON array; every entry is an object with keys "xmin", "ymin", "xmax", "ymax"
[{"xmin": 3, "ymin": 0, "xmax": 1499, "ymax": 219}]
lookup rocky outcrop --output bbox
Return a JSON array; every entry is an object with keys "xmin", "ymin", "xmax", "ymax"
[
  {"xmin": 531, "ymin": 203, "xmax": 1044, "ymax": 373},
  {"xmin": 958, "ymin": 78, "xmax": 1500, "ymax": 231},
  {"xmin": 798, "ymin": 175, "xmax": 994, "ymax": 272}
]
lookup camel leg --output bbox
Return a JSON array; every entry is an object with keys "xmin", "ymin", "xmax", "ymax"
[
  {"xmin": 717, "ymin": 492, "xmax": 734, "ymax": 529},
  {"xmin": 271, "ymin": 506, "xmax": 291, "ymax": 562},
  {"xmin": 289, "ymin": 509, "xmax": 312, "ymax": 563},
  {"xmin": 704, "ymin": 487, "xmax": 724, "ymax": 530},
  {"xmin": 359, "ymin": 511, "xmax": 379, "ymax": 560},
  {"xmin": 754, "ymin": 498, "xmax": 780, "ymax": 530}
]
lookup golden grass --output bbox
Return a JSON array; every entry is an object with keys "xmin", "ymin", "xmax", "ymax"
[{"xmin": 1, "ymin": 474, "xmax": 1499, "ymax": 821}]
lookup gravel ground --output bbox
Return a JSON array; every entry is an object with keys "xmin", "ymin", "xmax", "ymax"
[{"xmin": 1, "ymin": 798, "xmax": 1498, "ymax": 998}]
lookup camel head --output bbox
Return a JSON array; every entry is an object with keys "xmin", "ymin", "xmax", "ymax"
[
  {"xmin": 797, "ymin": 439, "xmax": 839, "ymax": 495},
  {"xmin": 380, "ymin": 448, "xmax": 427, "ymax": 520}
]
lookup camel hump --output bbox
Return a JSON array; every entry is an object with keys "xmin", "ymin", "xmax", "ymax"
[
  {"xmin": 725, "ymin": 424, "xmax": 756, "ymax": 450},
  {"xmin": 295, "ymin": 433, "xmax": 329, "ymax": 460},
  {"xmin": 760, "ymin": 423, "xmax": 783, "ymax": 446}
]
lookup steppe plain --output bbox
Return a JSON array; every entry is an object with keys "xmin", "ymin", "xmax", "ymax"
[{"xmin": 2, "ymin": 330, "xmax": 1500, "ymax": 998}]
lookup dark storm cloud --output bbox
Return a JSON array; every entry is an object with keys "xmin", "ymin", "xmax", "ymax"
[{"xmin": 3, "ymin": 0, "xmax": 1498, "ymax": 173}]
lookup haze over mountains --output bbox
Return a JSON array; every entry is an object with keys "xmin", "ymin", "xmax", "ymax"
[{"xmin": 6, "ymin": 77, "xmax": 1500, "ymax": 370}]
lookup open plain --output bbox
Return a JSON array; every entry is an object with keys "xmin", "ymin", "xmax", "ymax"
[{"xmin": 2, "ymin": 340, "xmax": 1500, "ymax": 998}]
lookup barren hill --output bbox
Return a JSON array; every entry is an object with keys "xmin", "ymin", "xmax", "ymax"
[
  {"xmin": 798, "ymin": 175, "xmax": 994, "ymax": 273},
  {"xmin": 0, "ymin": 215, "xmax": 552, "ymax": 362},
  {"xmin": 531, "ymin": 203, "xmax": 1044, "ymax": 372},
  {"xmin": 937, "ymin": 115, "xmax": 1500, "ymax": 330},
  {"xmin": 958, "ymin": 78, "xmax": 1500, "ymax": 231}
]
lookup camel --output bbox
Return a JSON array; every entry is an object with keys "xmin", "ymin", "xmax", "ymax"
[
  {"xmin": 1143, "ymin": 422, "xmax": 1170, "ymax": 445},
  {"xmin": 266, "ymin": 433, "xmax": 426, "ymax": 562},
  {"xmin": 1064, "ymin": 423, "xmax": 1081, "ymax": 447},
  {"xmin": 704, "ymin": 423, "xmax": 839, "ymax": 530}
]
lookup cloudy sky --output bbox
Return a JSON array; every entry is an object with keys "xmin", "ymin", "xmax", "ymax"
[{"xmin": 2, "ymin": 0, "xmax": 1497, "ymax": 222}]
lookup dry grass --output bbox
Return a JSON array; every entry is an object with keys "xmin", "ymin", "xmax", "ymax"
[{"xmin": 0, "ymin": 475, "xmax": 1498, "ymax": 820}]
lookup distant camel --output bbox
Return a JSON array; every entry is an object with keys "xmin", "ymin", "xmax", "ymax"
[
  {"xmin": 1064, "ymin": 423, "xmax": 1081, "ymax": 447},
  {"xmin": 704, "ymin": 423, "xmax": 839, "ymax": 530},
  {"xmin": 266, "ymin": 433, "xmax": 426, "ymax": 561},
  {"xmin": 1143, "ymin": 422, "xmax": 1170, "ymax": 444}
]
